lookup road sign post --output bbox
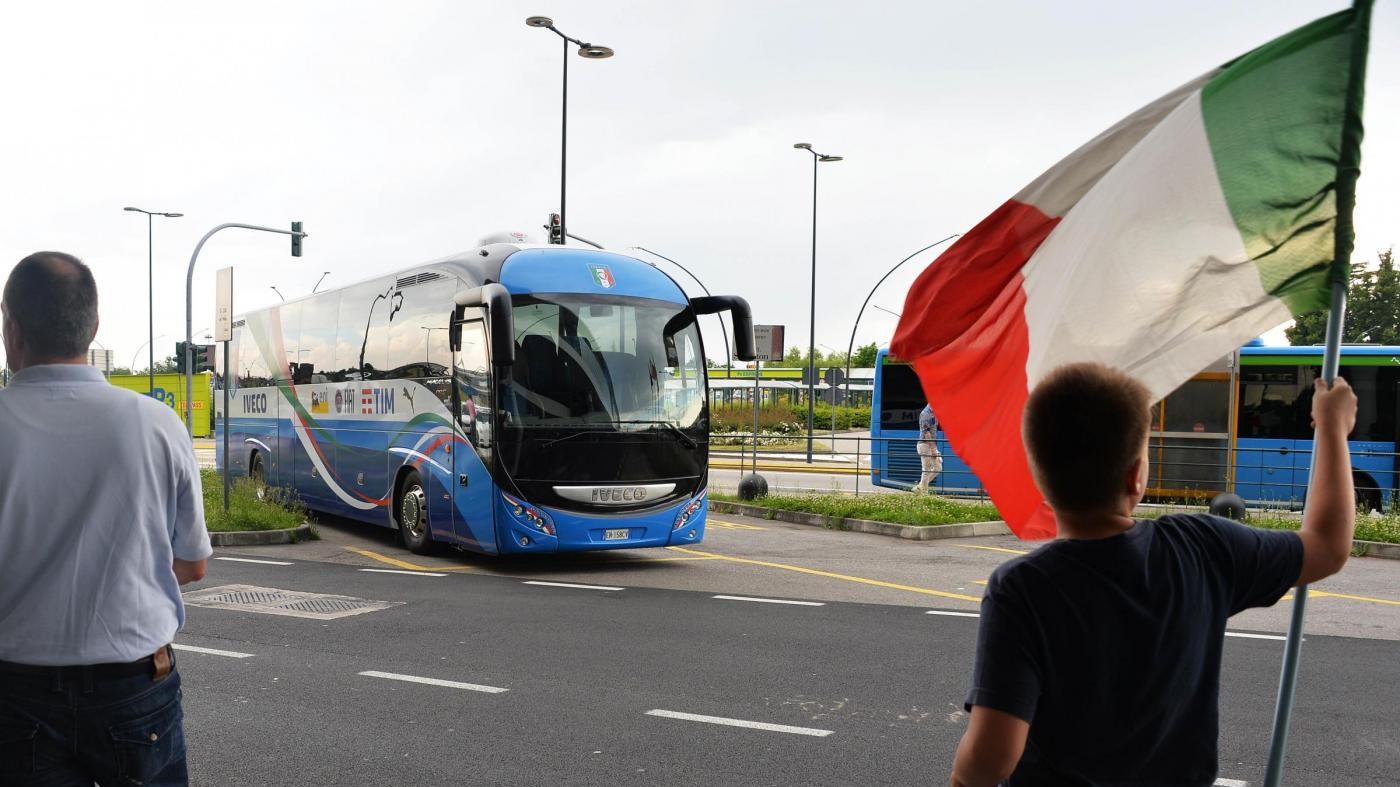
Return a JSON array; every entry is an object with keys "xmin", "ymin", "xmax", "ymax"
[{"xmin": 216, "ymin": 266, "xmax": 233, "ymax": 514}]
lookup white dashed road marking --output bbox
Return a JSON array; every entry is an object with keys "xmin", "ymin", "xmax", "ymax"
[
  {"xmin": 358, "ymin": 569, "xmax": 447, "ymax": 577},
  {"xmin": 1214, "ymin": 779, "xmax": 1249, "ymax": 786},
  {"xmin": 713, "ymin": 595, "xmax": 825, "ymax": 607},
  {"xmin": 926, "ymin": 610, "xmax": 981, "ymax": 618},
  {"xmin": 523, "ymin": 580, "xmax": 624, "ymax": 591},
  {"xmin": 215, "ymin": 557, "xmax": 292, "ymax": 566},
  {"xmin": 1225, "ymin": 632, "xmax": 1287, "ymax": 641},
  {"xmin": 172, "ymin": 644, "xmax": 255, "ymax": 659},
  {"xmin": 646, "ymin": 709, "xmax": 833, "ymax": 737},
  {"xmin": 357, "ymin": 670, "xmax": 508, "ymax": 694}
]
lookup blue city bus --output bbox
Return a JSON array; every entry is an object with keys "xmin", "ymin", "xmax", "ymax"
[
  {"xmin": 216, "ymin": 239, "xmax": 754, "ymax": 555},
  {"xmin": 869, "ymin": 345, "xmax": 1399, "ymax": 511}
]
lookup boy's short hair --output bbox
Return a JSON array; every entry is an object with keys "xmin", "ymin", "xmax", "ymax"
[{"xmin": 1023, "ymin": 362, "xmax": 1152, "ymax": 512}]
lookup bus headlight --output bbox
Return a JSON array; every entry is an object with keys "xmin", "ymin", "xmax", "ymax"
[
  {"xmin": 673, "ymin": 489, "xmax": 707, "ymax": 531},
  {"xmin": 502, "ymin": 491, "xmax": 555, "ymax": 536}
]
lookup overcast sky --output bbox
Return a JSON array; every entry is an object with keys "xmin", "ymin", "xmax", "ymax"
[{"xmin": 1, "ymin": 0, "xmax": 1394, "ymax": 371}]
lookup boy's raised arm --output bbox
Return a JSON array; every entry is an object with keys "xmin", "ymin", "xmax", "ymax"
[{"xmin": 1295, "ymin": 377, "xmax": 1358, "ymax": 586}]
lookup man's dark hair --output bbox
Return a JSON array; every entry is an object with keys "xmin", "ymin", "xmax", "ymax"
[
  {"xmin": 1023, "ymin": 362, "xmax": 1152, "ymax": 512},
  {"xmin": 2, "ymin": 252, "xmax": 99, "ymax": 359}
]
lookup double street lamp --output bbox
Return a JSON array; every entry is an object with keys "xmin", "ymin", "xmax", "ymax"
[
  {"xmin": 124, "ymin": 206, "xmax": 183, "ymax": 397},
  {"xmin": 526, "ymin": 15, "xmax": 614, "ymax": 246},
  {"xmin": 792, "ymin": 143, "xmax": 842, "ymax": 463}
]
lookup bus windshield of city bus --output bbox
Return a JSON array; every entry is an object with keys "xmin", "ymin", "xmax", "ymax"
[{"xmin": 506, "ymin": 295, "xmax": 706, "ymax": 432}]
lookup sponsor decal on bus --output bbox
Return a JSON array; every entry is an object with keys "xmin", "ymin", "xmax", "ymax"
[{"xmin": 589, "ymin": 264, "xmax": 615, "ymax": 289}]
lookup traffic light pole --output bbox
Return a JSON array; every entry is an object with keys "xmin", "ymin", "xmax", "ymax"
[{"xmin": 184, "ymin": 222, "xmax": 307, "ymax": 436}]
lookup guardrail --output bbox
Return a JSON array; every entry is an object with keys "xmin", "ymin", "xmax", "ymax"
[{"xmin": 708, "ymin": 432, "xmax": 1398, "ymax": 512}]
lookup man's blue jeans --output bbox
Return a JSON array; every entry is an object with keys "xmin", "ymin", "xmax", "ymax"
[{"xmin": 0, "ymin": 660, "xmax": 187, "ymax": 786}]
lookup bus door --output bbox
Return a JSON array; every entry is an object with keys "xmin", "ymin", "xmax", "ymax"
[{"xmin": 450, "ymin": 319, "xmax": 498, "ymax": 552}]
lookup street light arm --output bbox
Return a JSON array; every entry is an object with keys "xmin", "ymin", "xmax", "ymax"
[
  {"xmin": 842, "ymin": 234, "xmax": 961, "ymax": 397},
  {"xmin": 185, "ymin": 222, "xmax": 308, "ymax": 435},
  {"xmin": 630, "ymin": 247, "xmax": 734, "ymax": 375}
]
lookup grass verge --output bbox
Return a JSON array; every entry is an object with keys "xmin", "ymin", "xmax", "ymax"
[
  {"xmin": 712, "ymin": 491, "xmax": 1000, "ymax": 526},
  {"xmin": 1248, "ymin": 510, "xmax": 1400, "ymax": 545},
  {"xmin": 201, "ymin": 469, "xmax": 308, "ymax": 534}
]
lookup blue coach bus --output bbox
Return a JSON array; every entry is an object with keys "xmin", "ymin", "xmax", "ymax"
[
  {"xmin": 216, "ymin": 238, "xmax": 754, "ymax": 555},
  {"xmin": 870, "ymin": 345, "xmax": 1399, "ymax": 512}
]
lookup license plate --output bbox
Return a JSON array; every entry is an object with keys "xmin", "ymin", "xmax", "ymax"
[{"xmin": 604, "ymin": 528, "xmax": 629, "ymax": 541}]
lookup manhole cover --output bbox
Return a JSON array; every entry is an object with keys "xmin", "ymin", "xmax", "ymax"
[{"xmin": 183, "ymin": 584, "xmax": 401, "ymax": 620}]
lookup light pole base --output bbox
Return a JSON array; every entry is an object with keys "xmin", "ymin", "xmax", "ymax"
[{"xmin": 737, "ymin": 474, "xmax": 769, "ymax": 500}]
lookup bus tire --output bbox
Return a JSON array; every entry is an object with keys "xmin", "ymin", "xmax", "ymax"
[
  {"xmin": 396, "ymin": 470, "xmax": 436, "ymax": 555},
  {"xmin": 249, "ymin": 452, "xmax": 267, "ymax": 502}
]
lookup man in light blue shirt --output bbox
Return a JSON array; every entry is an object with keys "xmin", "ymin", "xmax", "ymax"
[
  {"xmin": 0, "ymin": 251, "xmax": 210, "ymax": 785},
  {"xmin": 913, "ymin": 403, "xmax": 943, "ymax": 493}
]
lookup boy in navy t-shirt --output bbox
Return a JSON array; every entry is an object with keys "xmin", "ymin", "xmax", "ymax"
[{"xmin": 950, "ymin": 362, "xmax": 1358, "ymax": 787}]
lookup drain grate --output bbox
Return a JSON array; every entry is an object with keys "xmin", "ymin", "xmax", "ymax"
[{"xmin": 183, "ymin": 584, "xmax": 402, "ymax": 620}]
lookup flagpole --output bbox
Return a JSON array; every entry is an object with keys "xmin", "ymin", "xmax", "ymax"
[{"xmin": 1262, "ymin": 3, "xmax": 1370, "ymax": 784}]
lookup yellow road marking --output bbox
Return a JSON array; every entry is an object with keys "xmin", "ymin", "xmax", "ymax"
[
  {"xmin": 974, "ymin": 580, "xmax": 988, "ymax": 586},
  {"xmin": 627, "ymin": 555, "xmax": 728, "ymax": 563},
  {"xmin": 708, "ymin": 519, "xmax": 767, "ymax": 531},
  {"xmin": 952, "ymin": 544, "xmax": 1029, "ymax": 555},
  {"xmin": 346, "ymin": 547, "xmax": 473, "ymax": 572},
  {"xmin": 1311, "ymin": 589, "xmax": 1400, "ymax": 607},
  {"xmin": 667, "ymin": 546, "xmax": 981, "ymax": 603}
]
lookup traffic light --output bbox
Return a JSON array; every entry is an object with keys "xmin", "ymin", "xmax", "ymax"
[
  {"xmin": 547, "ymin": 213, "xmax": 563, "ymax": 245},
  {"xmin": 291, "ymin": 221, "xmax": 304, "ymax": 257},
  {"xmin": 175, "ymin": 341, "xmax": 188, "ymax": 373},
  {"xmin": 194, "ymin": 344, "xmax": 215, "ymax": 372}
]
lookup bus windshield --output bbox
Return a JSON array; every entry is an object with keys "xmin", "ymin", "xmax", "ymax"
[{"xmin": 506, "ymin": 295, "xmax": 706, "ymax": 430}]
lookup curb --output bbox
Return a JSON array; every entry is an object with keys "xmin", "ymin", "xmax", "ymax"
[
  {"xmin": 210, "ymin": 523, "xmax": 314, "ymax": 547},
  {"xmin": 1356, "ymin": 540, "xmax": 1400, "ymax": 560},
  {"xmin": 711, "ymin": 501, "xmax": 1010, "ymax": 541}
]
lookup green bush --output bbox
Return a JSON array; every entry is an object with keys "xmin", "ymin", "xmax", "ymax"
[
  {"xmin": 714, "ymin": 491, "xmax": 1000, "ymax": 526},
  {"xmin": 710, "ymin": 403, "xmax": 871, "ymax": 433},
  {"xmin": 201, "ymin": 469, "xmax": 306, "ymax": 533}
]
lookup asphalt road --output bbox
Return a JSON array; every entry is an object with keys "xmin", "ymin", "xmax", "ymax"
[{"xmin": 177, "ymin": 511, "xmax": 1400, "ymax": 786}]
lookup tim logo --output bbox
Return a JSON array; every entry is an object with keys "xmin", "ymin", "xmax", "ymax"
[
  {"xmin": 360, "ymin": 388, "xmax": 395, "ymax": 415},
  {"xmin": 588, "ymin": 264, "xmax": 615, "ymax": 289}
]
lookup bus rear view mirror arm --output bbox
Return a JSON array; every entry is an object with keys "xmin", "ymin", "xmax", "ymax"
[
  {"xmin": 452, "ymin": 283, "xmax": 515, "ymax": 366},
  {"xmin": 691, "ymin": 295, "xmax": 756, "ymax": 362}
]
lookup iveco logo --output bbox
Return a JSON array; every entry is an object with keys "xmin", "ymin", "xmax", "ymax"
[
  {"xmin": 592, "ymin": 487, "xmax": 647, "ymax": 503},
  {"xmin": 554, "ymin": 483, "xmax": 676, "ymax": 506}
]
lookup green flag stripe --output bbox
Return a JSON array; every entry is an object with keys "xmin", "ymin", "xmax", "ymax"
[{"xmin": 1199, "ymin": 6, "xmax": 1364, "ymax": 316}]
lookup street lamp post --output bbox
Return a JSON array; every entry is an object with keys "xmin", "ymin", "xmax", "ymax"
[
  {"xmin": 793, "ymin": 143, "xmax": 842, "ymax": 463},
  {"xmin": 871, "ymin": 304, "xmax": 902, "ymax": 319},
  {"xmin": 526, "ymin": 15, "xmax": 614, "ymax": 246},
  {"xmin": 184, "ymin": 222, "xmax": 307, "ymax": 435},
  {"xmin": 841, "ymin": 235, "xmax": 959, "ymax": 409},
  {"xmin": 124, "ymin": 206, "xmax": 183, "ymax": 399},
  {"xmin": 270, "ymin": 286, "xmax": 286, "ymax": 302},
  {"xmin": 629, "ymin": 247, "xmax": 733, "ymax": 380},
  {"xmin": 312, "ymin": 271, "xmax": 331, "ymax": 293},
  {"xmin": 131, "ymin": 335, "xmax": 168, "ymax": 372}
]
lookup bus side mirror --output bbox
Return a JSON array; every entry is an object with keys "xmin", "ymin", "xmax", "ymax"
[
  {"xmin": 691, "ymin": 295, "xmax": 756, "ymax": 362},
  {"xmin": 453, "ymin": 284, "xmax": 515, "ymax": 367}
]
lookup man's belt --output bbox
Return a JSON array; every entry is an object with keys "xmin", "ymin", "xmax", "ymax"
[{"xmin": 0, "ymin": 644, "xmax": 174, "ymax": 680}]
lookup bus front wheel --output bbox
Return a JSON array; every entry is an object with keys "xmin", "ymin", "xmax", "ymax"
[{"xmin": 397, "ymin": 470, "xmax": 436, "ymax": 555}]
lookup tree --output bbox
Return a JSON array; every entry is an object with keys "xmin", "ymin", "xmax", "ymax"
[
  {"xmin": 1286, "ymin": 248, "xmax": 1398, "ymax": 345},
  {"xmin": 852, "ymin": 342, "xmax": 879, "ymax": 367}
]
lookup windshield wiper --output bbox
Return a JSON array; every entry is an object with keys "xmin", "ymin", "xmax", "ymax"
[{"xmin": 615, "ymin": 420, "xmax": 699, "ymax": 449}]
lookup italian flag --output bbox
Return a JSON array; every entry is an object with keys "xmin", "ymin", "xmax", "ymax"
[{"xmin": 891, "ymin": 3, "xmax": 1372, "ymax": 540}]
